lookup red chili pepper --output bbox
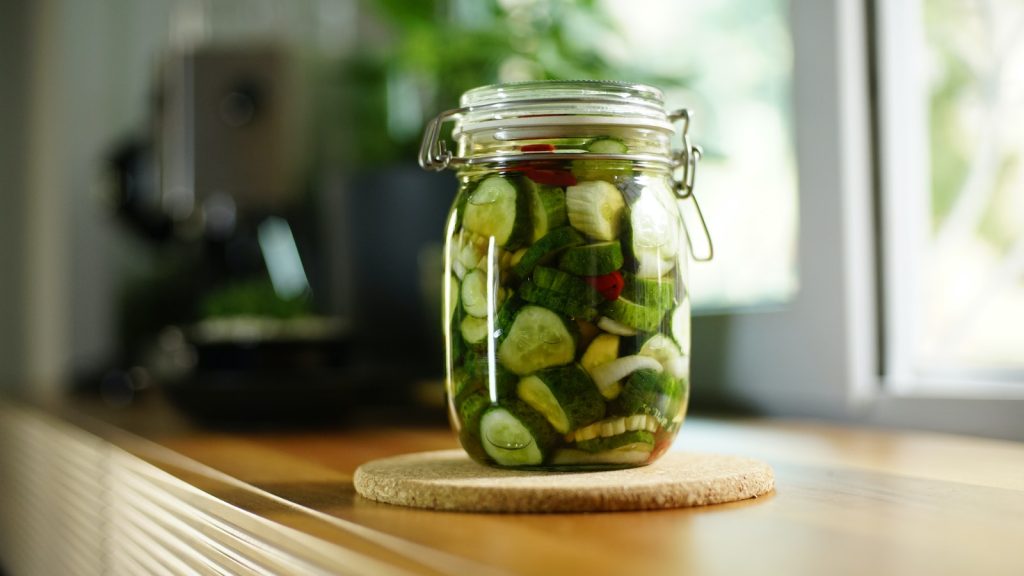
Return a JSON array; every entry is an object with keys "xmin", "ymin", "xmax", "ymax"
[
  {"xmin": 520, "ymin": 143, "xmax": 557, "ymax": 153},
  {"xmin": 524, "ymin": 168, "xmax": 577, "ymax": 187},
  {"xmin": 584, "ymin": 271, "xmax": 624, "ymax": 301}
]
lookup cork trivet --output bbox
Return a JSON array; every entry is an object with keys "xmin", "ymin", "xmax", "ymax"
[{"xmin": 353, "ymin": 450, "xmax": 774, "ymax": 513}]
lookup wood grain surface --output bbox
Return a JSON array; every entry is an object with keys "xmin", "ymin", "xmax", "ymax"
[{"xmin": 18, "ymin": 398, "xmax": 1024, "ymax": 576}]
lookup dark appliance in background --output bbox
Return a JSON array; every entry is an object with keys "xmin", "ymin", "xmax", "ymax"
[{"xmin": 103, "ymin": 42, "xmax": 451, "ymax": 425}]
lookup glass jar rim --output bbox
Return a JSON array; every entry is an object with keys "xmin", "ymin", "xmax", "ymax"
[
  {"xmin": 453, "ymin": 80, "xmax": 674, "ymax": 137},
  {"xmin": 460, "ymin": 80, "xmax": 666, "ymax": 109}
]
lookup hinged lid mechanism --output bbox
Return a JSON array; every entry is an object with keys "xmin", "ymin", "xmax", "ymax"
[{"xmin": 419, "ymin": 80, "xmax": 713, "ymax": 261}]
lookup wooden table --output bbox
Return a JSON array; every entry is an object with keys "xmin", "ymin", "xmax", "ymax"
[{"xmin": 2, "ymin": 397, "xmax": 1023, "ymax": 575}]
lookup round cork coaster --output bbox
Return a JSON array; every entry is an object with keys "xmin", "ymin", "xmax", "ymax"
[{"xmin": 353, "ymin": 450, "xmax": 774, "ymax": 513}]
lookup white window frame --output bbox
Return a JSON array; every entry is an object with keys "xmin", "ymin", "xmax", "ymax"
[{"xmin": 695, "ymin": 0, "xmax": 1024, "ymax": 440}]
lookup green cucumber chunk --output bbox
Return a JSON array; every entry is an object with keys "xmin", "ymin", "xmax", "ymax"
[
  {"xmin": 463, "ymin": 175, "xmax": 532, "ymax": 249},
  {"xmin": 623, "ymin": 272, "xmax": 675, "ymax": 310},
  {"xmin": 532, "ymin": 267, "xmax": 603, "ymax": 305},
  {"xmin": 516, "ymin": 364, "xmax": 605, "ymax": 434},
  {"xmin": 530, "ymin": 186, "xmax": 568, "ymax": 242},
  {"xmin": 479, "ymin": 399, "xmax": 557, "ymax": 466},
  {"xmin": 600, "ymin": 295, "xmax": 665, "ymax": 332},
  {"xmin": 558, "ymin": 242, "xmax": 624, "ymax": 276},
  {"xmin": 609, "ymin": 369, "xmax": 680, "ymax": 424},
  {"xmin": 566, "ymin": 180, "xmax": 626, "ymax": 241},
  {"xmin": 497, "ymin": 305, "xmax": 577, "ymax": 375},
  {"xmin": 518, "ymin": 281, "xmax": 599, "ymax": 322},
  {"xmin": 512, "ymin": 227, "xmax": 585, "ymax": 280},
  {"xmin": 456, "ymin": 391, "xmax": 491, "ymax": 462},
  {"xmin": 575, "ymin": 430, "xmax": 655, "ymax": 453}
]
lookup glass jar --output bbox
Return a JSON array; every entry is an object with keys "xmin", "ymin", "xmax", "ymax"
[{"xmin": 420, "ymin": 80, "xmax": 711, "ymax": 470}]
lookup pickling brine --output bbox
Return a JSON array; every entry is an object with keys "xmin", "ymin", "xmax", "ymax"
[{"xmin": 422, "ymin": 81, "xmax": 709, "ymax": 470}]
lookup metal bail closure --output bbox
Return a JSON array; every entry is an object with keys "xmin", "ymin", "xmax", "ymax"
[
  {"xmin": 669, "ymin": 109, "xmax": 714, "ymax": 262},
  {"xmin": 419, "ymin": 108, "xmax": 462, "ymax": 171}
]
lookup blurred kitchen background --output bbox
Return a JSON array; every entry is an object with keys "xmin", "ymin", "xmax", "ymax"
[{"xmin": 0, "ymin": 0, "xmax": 1021, "ymax": 437}]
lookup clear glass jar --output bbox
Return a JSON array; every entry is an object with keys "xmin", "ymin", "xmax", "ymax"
[{"xmin": 421, "ymin": 80, "xmax": 710, "ymax": 470}]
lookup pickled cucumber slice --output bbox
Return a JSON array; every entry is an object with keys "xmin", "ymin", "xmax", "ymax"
[
  {"xmin": 530, "ymin": 186, "xmax": 568, "ymax": 242},
  {"xmin": 511, "ymin": 227, "xmax": 585, "ymax": 280},
  {"xmin": 460, "ymin": 315, "xmax": 490, "ymax": 346},
  {"xmin": 558, "ymin": 242, "xmax": 624, "ymax": 276},
  {"xmin": 497, "ymin": 305, "xmax": 577, "ymax": 375},
  {"xmin": 479, "ymin": 400, "xmax": 557, "ymax": 466},
  {"xmin": 532, "ymin": 267, "xmax": 603, "ymax": 305},
  {"xmin": 575, "ymin": 430, "xmax": 655, "ymax": 453},
  {"xmin": 463, "ymin": 175, "xmax": 532, "ymax": 249},
  {"xmin": 610, "ymin": 368, "xmax": 680, "ymax": 424},
  {"xmin": 588, "ymin": 355, "xmax": 663, "ymax": 400},
  {"xmin": 516, "ymin": 364, "xmax": 605, "ymax": 434},
  {"xmin": 566, "ymin": 180, "xmax": 626, "ymax": 241},
  {"xmin": 519, "ymin": 281, "xmax": 599, "ymax": 322},
  {"xmin": 601, "ymin": 295, "xmax": 666, "ymax": 332},
  {"xmin": 456, "ymin": 391, "xmax": 491, "ymax": 461},
  {"xmin": 623, "ymin": 272, "xmax": 675, "ymax": 310}
]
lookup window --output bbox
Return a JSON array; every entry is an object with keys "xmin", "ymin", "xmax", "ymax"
[
  {"xmin": 600, "ymin": 0, "xmax": 798, "ymax": 309},
  {"xmin": 878, "ymin": 0, "xmax": 1024, "ymax": 394}
]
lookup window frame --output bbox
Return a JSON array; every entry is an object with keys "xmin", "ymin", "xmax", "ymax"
[{"xmin": 692, "ymin": 0, "xmax": 1024, "ymax": 441}]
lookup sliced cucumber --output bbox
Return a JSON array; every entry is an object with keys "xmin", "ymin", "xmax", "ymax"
[
  {"xmin": 516, "ymin": 365, "xmax": 605, "ymax": 434},
  {"xmin": 576, "ymin": 430, "xmax": 654, "ymax": 453},
  {"xmin": 456, "ymin": 391, "xmax": 491, "ymax": 462},
  {"xmin": 497, "ymin": 305, "xmax": 577, "ymax": 375},
  {"xmin": 634, "ymin": 250, "xmax": 676, "ymax": 279},
  {"xmin": 566, "ymin": 180, "xmax": 626, "ymax": 241},
  {"xmin": 558, "ymin": 242, "xmax": 624, "ymax": 276},
  {"xmin": 621, "ymin": 182, "xmax": 680, "ymax": 278},
  {"xmin": 623, "ymin": 272, "xmax": 675, "ymax": 310},
  {"xmin": 511, "ymin": 227, "xmax": 585, "ymax": 280},
  {"xmin": 589, "ymin": 355, "xmax": 663, "ymax": 400},
  {"xmin": 597, "ymin": 316, "xmax": 639, "ymax": 336},
  {"xmin": 601, "ymin": 295, "xmax": 666, "ymax": 332},
  {"xmin": 671, "ymin": 298, "xmax": 690, "ymax": 356},
  {"xmin": 532, "ymin": 267, "xmax": 603, "ymax": 305},
  {"xmin": 518, "ymin": 281, "xmax": 599, "ymax": 322},
  {"xmin": 479, "ymin": 400, "xmax": 557, "ymax": 466},
  {"xmin": 461, "ymin": 269, "xmax": 489, "ymax": 318},
  {"xmin": 530, "ymin": 185, "xmax": 568, "ymax": 242},
  {"xmin": 610, "ymin": 368, "xmax": 678, "ymax": 424},
  {"xmin": 457, "ymin": 353, "xmax": 519, "ymax": 400},
  {"xmin": 463, "ymin": 175, "xmax": 532, "ymax": 249},
  {"xmin": 580, "ymin": 333, "xmax": 620, "ymax": 375},
  {"xmin": 586, "ymin": 137, "xmax": 629, "ymax": 154},
  {"xmin": 460, "ymin": 315, "xmax": 490, "ymax": 346}
]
